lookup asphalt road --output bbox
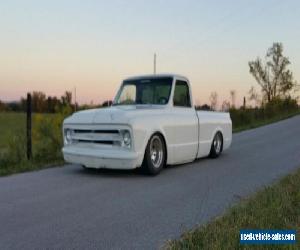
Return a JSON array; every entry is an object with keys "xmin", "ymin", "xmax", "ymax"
[{"xmin": 1, "ymin": 116, "xmax": 300, "ymax": 249}]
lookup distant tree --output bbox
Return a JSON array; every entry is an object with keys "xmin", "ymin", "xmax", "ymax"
[
  {"xmin": 249, "ymin": 43, "xmax": 297, "ymax": 102},
  {"xmin": 6, "ymin": 101, "xmax": 22, "ymax": 111},
  {"xmin": 195, "ymin": 104, "xmax": 211, "ymax": 111},
  {"xmin": 0, "ymin": 100, "xmax": 7, "ymax": 111},
  {"xmin": 229, "ymin": 90, "xmax": 236, "ymax": 108},
  {"xmin": 47, "ymin": 96, "xmax": 61, "ymax": 113},
  {"xmin": 248, "ymin": 86, "xmax": 261, "ymax": 107},
  {"xmin": 209, "ymin": 91, "xmax": 218, "ymax": 111},
  {"xmin": 32, "ymin": 91, "xmax": 47, "ymax": 112},
  {"xmin": 221, "ymin": 100, "xmax": 231, "ymax": 111},
  {"xmin": 243, "ymin": 96, "xmax": 246, "ymax": 109},
  {"xmin": 102, "ymin": 100, "xmax": 113, "ymax": 107},
  {"xmin": 61, "ymin": 91, "xmax": 72, "ymax": 106},
  {"xmin": 20, "ymin": 97, "xmax": 26, "ymax": 111},
  {"xmin": 19, "ymin": 90, "xmax": 75, "ymax": 113}
]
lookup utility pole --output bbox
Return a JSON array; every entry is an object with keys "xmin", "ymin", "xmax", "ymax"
[{"xmin": 153, "ymin": 53, "xmax": 156, "ymax": 74}]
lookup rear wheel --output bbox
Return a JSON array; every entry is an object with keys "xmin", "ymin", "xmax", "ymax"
[
  {"xmin": 141, "ymin": 134, "xmax": 166, "ymax": 175},
  {"xmin": 209, "ymin": 132, "xmax": 223, "ymax": 158}
]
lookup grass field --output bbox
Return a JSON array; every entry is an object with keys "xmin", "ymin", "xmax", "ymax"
[
  {"xmin": 0, "ymin": 112, "xmax": 26, "ymax": 149},
  {"xmin": 232, "ymin": 110, "xmax": 300, "ymax": 133},
  {"xmin": 0, "ymin": 112, "xmax": 64, "ymax": 176},
  {"xmin": 0, "ymin": 112, "xmax": 59, "ymax": 150},
  {"xmin": 166, "ymin": 167, "xmax": 300, "ymax": 250}
]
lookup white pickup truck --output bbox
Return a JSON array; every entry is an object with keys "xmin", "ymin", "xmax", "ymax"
[{"xmin": 62, "ymin": 74, "xmax": 232, "ymax": 175}]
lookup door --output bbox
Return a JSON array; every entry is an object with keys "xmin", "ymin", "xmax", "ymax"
[{"xmin": 171, "ymin": 80, "xmax": 198, "ymax": 163}]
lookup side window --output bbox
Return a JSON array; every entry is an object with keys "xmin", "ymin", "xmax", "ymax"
[{"xmin": 173, "ymin": 80, "xmax": 191, "ymax": 107}]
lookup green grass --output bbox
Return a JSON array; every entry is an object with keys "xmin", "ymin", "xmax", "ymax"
[
  {"xmin": 0, "ymin": 112, "xmax": 26, "ymax": 149},
  {"xmin": 165, "ymin": 168, "xmax": 300, "ymax": 250},
  {"xmin": 232, "ymin": 110, "xmax": 300, "ymax": 133},
  {"xmin": 0, "ymin": 112, "xmax": 59, "ymax": 148},
  {"xmin": 0, "ymin": 112, "xmax": 63, "ymax": 176},
  {"xmin": 0, "ymin": 159, "xmax": 64, "ymax": 176}
]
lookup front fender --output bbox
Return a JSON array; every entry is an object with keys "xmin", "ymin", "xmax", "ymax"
[{"xmin": 130, "ymin": 117, "xmax": 170, "ymax": 165}]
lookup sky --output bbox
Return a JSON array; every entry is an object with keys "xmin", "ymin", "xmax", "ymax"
[{"xmin": 0, "ymin": 0, "xmax": 299, "ymax": 106}]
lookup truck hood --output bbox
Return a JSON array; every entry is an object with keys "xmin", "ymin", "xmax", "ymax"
[{"xmin": 63, "ymin": 105, "xmax": 166, "ymax": 125}]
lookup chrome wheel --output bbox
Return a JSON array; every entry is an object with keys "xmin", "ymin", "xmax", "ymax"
[
  {"xmin": 149, "ymin": 135, "xmax": 163, "ymax": 168},
  {"xmin": 213, "ymin": 133, "xmax": 222, "ymax": 154},
  {"xmin": 142, "ymin": 133, "xmax": 166, "ymax": 175}
]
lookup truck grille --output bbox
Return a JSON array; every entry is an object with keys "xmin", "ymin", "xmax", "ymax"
[{"xmin": 71, "ymin": 129, "xmax": 122, "ymax": 146}]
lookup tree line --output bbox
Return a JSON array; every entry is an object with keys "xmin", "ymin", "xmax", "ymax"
[
  {"xmin": 0, "ymin": 91, "xmax": 113, "ymax": 113},
  {"xmin": 0, "ymin": 91, "xmax": 74, "ymax": 112}
]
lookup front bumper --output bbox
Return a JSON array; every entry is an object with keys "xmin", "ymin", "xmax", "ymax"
[{"xmin": 62, "ymin": 145, "xmax": 143, "ymax": 169}]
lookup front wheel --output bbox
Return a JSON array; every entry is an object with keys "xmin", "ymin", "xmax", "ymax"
[
  {"xmin": 141, "ymin": 134, "xmax": 166, "ymax": 175},
  {"xmin": 209, "ymin": 132, "xmax": 223, "ymax": 158},
  {"xmin": 81, "ymin": 165, "xmax": 94, "ymax": 172}
]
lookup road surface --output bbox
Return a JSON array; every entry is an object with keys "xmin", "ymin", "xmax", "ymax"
[{"xmin": 1, "ymin": 115, "xmax": 300, "ymax": 249}]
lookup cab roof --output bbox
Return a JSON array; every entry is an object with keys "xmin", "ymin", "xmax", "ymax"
[{"xmin": 123, "ymin": 74, "xmax": 189, "ymax": 82}]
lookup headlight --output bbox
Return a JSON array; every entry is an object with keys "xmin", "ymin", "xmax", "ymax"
[
  {"xmin": 121, "ymin": 130, "xmax": 131, "ymax": 148},
  {"xmin": 64, "ymin": 129, "xmax": 73, "ymax": 145}
]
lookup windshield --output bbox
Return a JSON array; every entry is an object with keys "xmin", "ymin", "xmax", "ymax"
[{"xmin": 114, "ymin": 77, "xmax": 173, "ymax": 105}]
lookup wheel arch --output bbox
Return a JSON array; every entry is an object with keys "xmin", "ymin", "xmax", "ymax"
[
  {"xmin": 144, "ymin": 130, "xmax": 168, "ymax": 166},
  {"xmin": 130, "ymin": 117, "xmax": 171, "ymax": 168},
  {"xmin": 211, "ymin": 126, "xmax": 224, "ymax": 141}
]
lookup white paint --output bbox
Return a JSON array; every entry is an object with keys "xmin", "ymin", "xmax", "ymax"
[{"xmin": 62, "ymin": 74, "xmax": 232, "ymax": 169}]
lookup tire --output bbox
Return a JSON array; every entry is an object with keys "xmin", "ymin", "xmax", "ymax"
[
  {"xmin": 209, "ymin": 132, "xmax": 223, "ymax": 158},
  {"xmin": 141, "ymin": 133, "xmax": 166, "ymax": 175},
  {"xmin": 81, "ymin": 165, "xmax": 92, "ymax": 171}
]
